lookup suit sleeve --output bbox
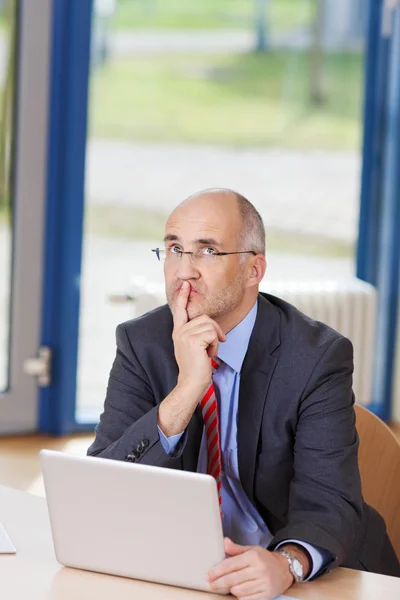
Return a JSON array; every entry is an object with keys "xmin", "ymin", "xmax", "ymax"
[
  {"xmin": 87, "ymin": 323, "xmax": 188, "ymax": 466},
  {"xmin": 269, "ymin": 336, "xmax": 363, "ymax": 576}
]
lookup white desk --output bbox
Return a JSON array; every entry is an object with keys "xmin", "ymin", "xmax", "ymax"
[{"xmin": 1, "ymin": 484, "xmax": 400, "ymax": 600}]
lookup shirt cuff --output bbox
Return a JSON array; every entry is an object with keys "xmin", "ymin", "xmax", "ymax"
[
  {"xmin": 157, "ymin": 426, "xmax": 184, "ymax": 456},
  {"xmin": 275, "ymin": 539, "xmax": 332, "ymax": 581}
]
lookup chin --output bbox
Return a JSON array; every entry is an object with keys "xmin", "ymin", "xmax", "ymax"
[{"xmin": 187, "ymin": 305, "xmax": 205, "ymax": 321}]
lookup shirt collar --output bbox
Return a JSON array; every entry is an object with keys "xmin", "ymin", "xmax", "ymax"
[{"xmin": 217, "ymin": 302, "xmax": 258, "ymax": 373}]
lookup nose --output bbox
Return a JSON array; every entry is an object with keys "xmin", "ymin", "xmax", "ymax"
[{"xmin": 174, "ymin": 253, "xmax": 200, "ymax": 281}]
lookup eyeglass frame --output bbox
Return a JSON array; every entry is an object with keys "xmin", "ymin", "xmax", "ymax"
[{"xmin": 151, "ymin": 247, "xmax": 257, "ymax": 263}]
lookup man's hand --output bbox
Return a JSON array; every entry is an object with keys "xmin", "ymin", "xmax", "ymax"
[
  {"xmin": 157, "ymin": 281, "xmax": 226, "ymax": 438},
  {"xmin": 208, "ymin": 538, "xmax": 294, "ymax": 600},
  {"xmin": 172, "ymin": 281, "xmax": 226, "ymax": 397}
]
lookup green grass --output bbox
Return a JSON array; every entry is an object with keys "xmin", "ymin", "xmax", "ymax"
[
  {"xmin": 85, "ymin": 204, "xmax": 167, "ymax": 241},
  {"xmin": 0, "ymin": 3, "xmax": 13, "ymax": 30},
  {"xmin": 269, "ymin": 0, "xmax": 313, "ymax": 34},
  {"xmin": 0, "ymin": 199, "xmax": 11, "ymax": 226},
  {"xmin": 111, "ymin": 0, "xmax": 312, "ymax": 32},
  {"xmin": 86, "ymin": 204, "xmax": 353, "ymax": 258},
  {"xmin": 90, "ymin": 51, "xmax": 363, "ymax": 150}
]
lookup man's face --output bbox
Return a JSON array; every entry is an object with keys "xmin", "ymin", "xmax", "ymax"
[{"xmin": 164, "ymin": 195, "xmax": 249, "ymax": 322}]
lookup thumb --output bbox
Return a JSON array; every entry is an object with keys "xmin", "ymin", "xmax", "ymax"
[{"xmin": 224, "ymin": 537, "xmax": 249, "ymax": 556}]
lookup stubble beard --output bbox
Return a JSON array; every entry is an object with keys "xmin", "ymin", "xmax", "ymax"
[{"xmin": 167, "ymin": 268, "xmax": 247, "ymax": 322}]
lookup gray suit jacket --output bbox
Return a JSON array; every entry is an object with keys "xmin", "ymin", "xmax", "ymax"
[{"xmin": 88, "ymin": 293, "xmax": 400, "ymax": 578}]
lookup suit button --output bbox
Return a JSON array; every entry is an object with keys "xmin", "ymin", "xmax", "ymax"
[
  {"xmin": 142, "ymin": 439, "xmax": 149, "ymax": 448},
  {"xmin": 137, "ymin": 443, "xmax": 144, "ymax": 453},
  {"xmin": 131, "ymin": 449, "xmax": 140, "ymax": 459},
  {"xmin": 125, "ymin": 454, "xmax": 135, "ymax": 462}
]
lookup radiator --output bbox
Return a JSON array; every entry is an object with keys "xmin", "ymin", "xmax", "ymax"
[
  {"xmin": 118, "ymin": 277, "xmax": 377, "ymax": 407},
  {"xmin": 259, "ymin": 279, "xmax": 377, "ymax": 406}
]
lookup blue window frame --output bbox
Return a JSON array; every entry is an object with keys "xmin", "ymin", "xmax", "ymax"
[
  {"xmin": 357, "ymin": 0, "xmax": 400, "ymax": 421},
  {"xmin": 39, "ymin": 0, "xmax": 93, "ymax": 434}
]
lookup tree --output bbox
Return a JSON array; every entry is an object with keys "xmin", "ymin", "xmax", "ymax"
[
  {"xmin": 254, "ymin": 0, "xmax": 270, "ymax": 52},
  {"xmin": 310, "ymin": 0, "xmax": 326, "ymax": 105}
]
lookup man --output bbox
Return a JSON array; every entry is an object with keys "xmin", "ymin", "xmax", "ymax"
[{"xmin": 88, "ymin": 188, "xmax": 400, "ymax": 599}]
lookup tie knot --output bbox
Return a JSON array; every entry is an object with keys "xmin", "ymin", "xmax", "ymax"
[{"xmin": 211, "ymin": 358, "xmax": 221, "ymax": 373}]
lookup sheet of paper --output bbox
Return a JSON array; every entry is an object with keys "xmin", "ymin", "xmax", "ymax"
[{"xmin": 0, "ymin": 523, "xmax": 16, "ymax": 554}]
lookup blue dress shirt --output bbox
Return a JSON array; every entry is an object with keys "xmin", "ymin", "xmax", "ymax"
[{"xmin": 158, "ymin": 302, "xmax": 329, "ymax": 580}]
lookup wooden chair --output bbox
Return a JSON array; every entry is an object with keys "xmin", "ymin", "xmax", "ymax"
[{"xmin": 354, "ymin": 403, "xmax": 400, "ymax": 561}]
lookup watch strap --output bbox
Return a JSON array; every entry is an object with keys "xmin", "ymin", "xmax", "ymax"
[{"xmin": 276, "ymin": 548, "xmax": 305, "ymax": 583}]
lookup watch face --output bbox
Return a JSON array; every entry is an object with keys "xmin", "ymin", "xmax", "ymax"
[{"xmin": 293, "ymin": 558, "xmax": 303, "ymax": 578}]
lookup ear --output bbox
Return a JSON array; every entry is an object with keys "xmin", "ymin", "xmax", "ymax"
[{"xmin": 246, "ymin": 255, "xmax": 267, "ymax": 289}]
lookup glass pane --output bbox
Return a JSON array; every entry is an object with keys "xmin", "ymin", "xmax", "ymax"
[
  {"xmin": 77, "ymin": 0, "xmax": 365, "ymax": 420},
  {"xmin": 0, "ymin": 0, "xmax": 17, "ymax": 391}
]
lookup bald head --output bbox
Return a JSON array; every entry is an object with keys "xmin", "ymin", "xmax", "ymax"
[{"xmin": 171, "ymin": 188, "xmax": 266, "ymax": 256}]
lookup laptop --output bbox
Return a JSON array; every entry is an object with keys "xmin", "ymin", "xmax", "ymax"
[{"xmin": 40, "ymin": 449, "xmax": 226, "ymax": 593}]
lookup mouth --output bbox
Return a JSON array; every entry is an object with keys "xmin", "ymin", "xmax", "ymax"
[{"xmin": 176, "ymin": 283, "xmax": 198, "ymax": 296}]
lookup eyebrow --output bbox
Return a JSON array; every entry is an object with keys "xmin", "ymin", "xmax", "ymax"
[
  {"xmin": 163, "ymin": 234, "xmax": 181, "ymax": 243},
  {"xmin": 163, "ymin": 234, "xmax": 221, "ymax": 247}
]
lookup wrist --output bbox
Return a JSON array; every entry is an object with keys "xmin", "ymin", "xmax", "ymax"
[
  {"xmin": 278, "ymin": 544, "xmax": 312, "ymax": 580},
  {"xmin": 176, "ymin": 377, "xmax": 210, "ymax": 400},
  {"xmin": 274, "ymin": 551, "xmax": 295, "ymax": 588},
  {"xmin": 158, "ymin": 381, "xmax": 206, "ymax": 437}
]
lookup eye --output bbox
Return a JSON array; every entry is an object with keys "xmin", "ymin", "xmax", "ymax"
[
  {"xmin": 169, "ymin": 245, "xmax": 182, "ymax": 254},
  {"xmin": 201, "ymin": 247, "xmax": 217, "ymax": 255}
]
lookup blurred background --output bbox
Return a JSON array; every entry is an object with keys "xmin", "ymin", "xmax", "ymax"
[
  {"xmin": 81, "ymin": 0, "xmax": 365, "ymax": 418},
  {"xmin": 0, "ymin": 0, "xmax": 399, "ymax": 447}
]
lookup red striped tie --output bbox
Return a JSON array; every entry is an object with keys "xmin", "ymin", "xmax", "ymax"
[{"xmin": 200, "ymin": 358, "xmax": 223, "ymax": 509}]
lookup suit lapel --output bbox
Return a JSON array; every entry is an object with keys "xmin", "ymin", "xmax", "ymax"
[{"xmin": 238, "ymin": 294, "xmax": 281, "ymax": 505}]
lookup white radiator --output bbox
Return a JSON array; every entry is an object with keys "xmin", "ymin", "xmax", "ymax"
[
  {"xmin": 259, "ymin": 279, "xmax": 377, "ymax": 406},
  {"xmin": 115, "ymin": 277, "xmax": 377, "ymax": 407}
]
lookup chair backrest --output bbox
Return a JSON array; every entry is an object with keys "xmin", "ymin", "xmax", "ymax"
[{"xmin": 354, "ymin": 403, "xmax": 400, "ymax": 560}]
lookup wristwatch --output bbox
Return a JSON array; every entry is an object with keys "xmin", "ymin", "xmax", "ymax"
[{"xmin": 275, "ymin": 548, "xmax": 305, "ymax": 583}]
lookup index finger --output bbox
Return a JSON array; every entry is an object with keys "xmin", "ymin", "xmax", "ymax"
[
  {"xmin": 212, "ymin": 320, "xmax": 226, "ymax": 343},
  {"xmin": 173, "ymin": 281, "xmax": 190, "ymax": 329}
]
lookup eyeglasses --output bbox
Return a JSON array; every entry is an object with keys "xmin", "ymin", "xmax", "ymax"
[{"xmin": 152, "ymin": 247, "xmax": 256, "ymax": 264}]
